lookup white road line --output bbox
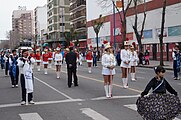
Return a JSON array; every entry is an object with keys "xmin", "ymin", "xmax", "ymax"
[
  {"xmin": 19, "ymin": 113, "xmax": 43, "ymax": 120},
  {"xmin": 80, "ymin": 108, "xmax": 109, "ymax": 120},
  {"xmin": 34, "ymin": 76, "xmax": 73, "ymax": 100},
  {"xmin": 0, "ymin": 99, "xmax": 84, "ymax": 108},
  {"xmin": 124, "ymin": 104, "xmax": 181, "ymax": 120},
  {"xmin": 91, "ymin": 95, "xmax": 140, "ymax": 101}
]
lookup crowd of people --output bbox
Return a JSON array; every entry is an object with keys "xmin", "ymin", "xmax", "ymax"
[{"xmin": 0, "ymin": 41, "xmax": 181, "ymax": 119}]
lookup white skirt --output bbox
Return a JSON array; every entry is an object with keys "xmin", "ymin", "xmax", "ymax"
[
  {"xmin": 36, "ymin": 60, "xmax": 41, "ymax": 63},
  {"xmin": 54, "ymin": 61, "xmax": 62, "ymax": 66},
  {"xmin": 87, "ymin": 60, "xmax": 93, "ymax": 63},
  {"xmin": 48, "ymin": 58, "xmax": 53, "ymax": 60},
  {"xmin": 43, "ymin": 61, "xmax": 48, "ymax": 64},
  {"xmin": 102, "ymin": 68, "xmax": 116, "ymax": 75}
]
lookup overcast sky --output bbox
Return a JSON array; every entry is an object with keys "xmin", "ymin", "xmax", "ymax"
[{"xmin": 0, "ymin": 0, "xmax": 46, "ymax": 40}]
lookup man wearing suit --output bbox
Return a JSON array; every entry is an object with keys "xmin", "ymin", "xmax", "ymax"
[{"xmin": 65, "ymin": 47, "xmax": 78, "ymax": 88}]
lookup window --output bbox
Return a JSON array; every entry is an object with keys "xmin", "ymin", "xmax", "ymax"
[
  {"xmin": 143, "ymin": 30, "xmax": 152, "ymax": 39},
  {"xmin": 168, "ymin": 25, "xmax": 181, "ymax": 36}
]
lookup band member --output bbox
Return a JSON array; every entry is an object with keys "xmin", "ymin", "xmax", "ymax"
[
  {"xmin": 86, "ymin": 47, "xmax": 93, "ymax": 73},
  {"xmin": 9, "ymin": 50, "xmax": 19, "ymax": 88},
  {"xmin": 65, "ymin": 47, "xmax": 78, "ymax": 88},
  {"xmin": 42, "ymin": 49, "xmax": 49, "ymax": 74},
  {"xmin": 17, "ymin": 49, "xmax": 35, "ymax": 105},
  {"xmin": 4, "ymin": 51, "xmax": 10, "ymax": 76},
  {"xmin": 121, "ymin": 41, "xmax": 131, "ymax": 88},
  {"xmin": 102, "ymin": 44, "xmax": 116, "ymax": 98},
  {"xmin": 130, "ymin": 45, "xmax": 139, "ymax": 81},
  {"xmin": 137, "ymin": 66, "xmax": 180, "ymax": 120},
  {"xmin": 0, "ymin": 51, "xmax": 5, "ymax": 70},
  {"xmin": 30, "ymin": 50, "xmax": 35, "ymax": 69},
  {"xmin": 54, "ymin": 47, "xmax": 63, "ymax": 79},
  {"xmin": 35, "ymin": 49, "xmax": 41, "ymax": 71},
  {"xmin": 48, "ymin": 48, "xmax": 53, "ymax": 68}
]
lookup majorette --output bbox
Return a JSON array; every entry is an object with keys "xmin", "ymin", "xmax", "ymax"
[
  {"xmin": 35, "ymin": 49, "xmax": 41, "ymax": 71},
  {"xmin": 42, "ymin": 49, "xmax": 49, "ymax": 74},
  {"xmin": 48, "ymin": 48, "xmax": 53, "ymax": 68}
]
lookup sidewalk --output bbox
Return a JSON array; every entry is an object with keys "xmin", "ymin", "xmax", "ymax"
[{"xmin": 138, "ymin": 60, "xmax": 173, "ymax": 70}]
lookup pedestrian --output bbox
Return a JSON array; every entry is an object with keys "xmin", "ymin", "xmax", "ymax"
[
  {"xmin": 79, "ymin": 52, "xmax": 83, "ymax": 66},
  {"xmin": 9, "ymin": 49, "xmax": 19, "ymax": 88},
  {"xmin": 35, "ymin": 49, "xmax": 41, "ymax": 71},
  {"xmin": 138, "ymin": 51, "xmax": 144, "ymax": 65},
  {"xmin": 102, "ymin": 44, "xmax": 116, "ymax": 98},
  {"xmin": 54, "ymin": 47, "xmax": 62, "ymax": 79},
  {"xmin": 42, "ymin": 49, "xmax": 49, "ymax": 74},
  {"xmin": 65, "ymin": 46, "xmax": 78, "ymax": 88},
  {"xmin": 48, "ymin": 48, "xmax": 53, "ymax": 68},
  {"xmin": 30, "ymin": 50, "xmax": 35, "ymax": 69},
  {"xmin": 144, "ymin": 49, "xmax": 150, "ymax": 65},
  {"xmin": 172, "ymin": 44, "xmax": 181, "ymax": 80},
  {"xmin": 0, "ymin": 51, "xmax": 5, "ymax": 70},
  {"xmin": 17, "ymin": 49, "xmax": 35, "ymax": 105},
  {"xmin": 93, "ymin": 48, "xmax": 97, "ymax": 67},
  {"xmin": 136, "ymin": 65, "xmax": 180, "ymax": 120},
  {"xmin": 120, "ymin": 41, "xmax": 131, "ymax": 88},
  {"xmin": 86, "ymin": 47, "xmax": 93, "ymax": 73},
  {"xmin": 116, "ymin": 50, "xmax": 121, "ymax": 66},
  {"xmin": 130, "ymin": 45, "xmax": 139, "ymax": 81}
]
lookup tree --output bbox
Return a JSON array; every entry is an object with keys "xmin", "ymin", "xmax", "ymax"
[
  {"xmin": 64, "ymin": 28, "xmax": 77, "ymax": 47},
  {"xmin": 132, "ymin": 0, "xmax": 147, "ymax": 53},
  {"xmin": 98, "ymin": 0, "xmax": 133, "ymax": 47},
  {"xmin": 92, "ymin": 14, "xmax": 104, "ymax": 51},
  {"xmin": 159, "ymin": 0, "xmax": 167, "ymax": 66}
]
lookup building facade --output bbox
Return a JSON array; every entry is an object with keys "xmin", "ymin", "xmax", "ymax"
[
  {"xmin": 34, "ymin": 4, "xmax": 47, "ymax": 46},
  {"xmin": 70, "ymin": 0, "xmax": 87, "ymax": 48},
  {"xmin": 47, "ymin": 0, "xmax": 70, "ymax": 47},
  {"xmin": 12, "ymin": 8, "xmax": 34, "ymax": 41}
]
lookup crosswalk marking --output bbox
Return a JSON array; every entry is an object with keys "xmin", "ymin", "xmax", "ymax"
[
  {"xmin": 124, "ymin": 104, "xmax": 181, "ymax": 120},
  {"xmin": 91, "ymin": 95, "xmax": 140, "ymax": 101},
  {"xmin": 19, "ymin": 113, "xmax": 43, "ymax": 120},
  {"xmin": 80, "ymin": 108, "xmax": 109, "ymax": 120}
]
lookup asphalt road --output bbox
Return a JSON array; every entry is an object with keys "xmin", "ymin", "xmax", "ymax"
[{"xmin": 0, "ymin": 62, "xmax": 181, "ymax": 120}]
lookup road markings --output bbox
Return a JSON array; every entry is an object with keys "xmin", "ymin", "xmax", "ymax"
[
  {"xmin": 0, "ymin": 99, "xmax": 84, "ymax": 108},
  {"xmin": 124, "ymin": 104, "xmax": 181, "ymax": 120},
  {"xmin": 34, "ymin": 76, "xmax": 73, "ymax": 100},
  {"xmin": 19, "ymin": 113, "xmax": 43, "ymax": 120},
  {"xmin": 80, "ymin": 108, "xmax": 109, "ymax": 120},
  {"xmin": 91, "ymin": 94, "xmax": 140, "ymax": 101}
]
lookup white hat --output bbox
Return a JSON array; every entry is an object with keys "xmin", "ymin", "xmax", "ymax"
[
  {"xmin": 124, "ymin": 41, "xmax": 129, "ymax": 46},
  {"xmin": 105, "ymin": 44, "xmax": 112, "ymax": 50},
  {"xmin": 130, "ymin": 45, "xmax": 134, "ymax": 49},
  {"xmin": 44, "ymin": 49, "xmax": 48, "ymax": 52},
  {"xmin": 36, "ymin": 49, "xmax": 40, "ymax": 51},
  {"xmin": 65, "ymin": 48, "xmax": 69, "ymax": 51},
  {"xmin": 56, "ymin": 47, "xmax": 60, "ymax": 51}
]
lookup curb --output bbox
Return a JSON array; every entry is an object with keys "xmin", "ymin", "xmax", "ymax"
[{"xmin": 138, "ymin": 65, "xmax": 173, "ymax": 71}]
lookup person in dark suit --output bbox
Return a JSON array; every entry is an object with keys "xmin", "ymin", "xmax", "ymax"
[{"xmin": 65, "ymin": 47, "xmax": 78, "ymax": 88}]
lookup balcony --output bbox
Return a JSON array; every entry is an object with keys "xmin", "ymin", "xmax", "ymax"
[
  {"xmin": 70, "ymin": 0, "xmax": 86, "ymax": 12},
  {"xmin": 70, "ymin": 12, "xmax": 86, "ymax": 22}
]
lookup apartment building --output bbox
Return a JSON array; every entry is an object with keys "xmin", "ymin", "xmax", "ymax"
[
  {"xmin": 47, "ymin": 0, "xmax": 70, "ymax": 46},
  {"xmin": 70, "ymin": 0, "xmax": 87, "ymax": 48},
  {"xmin": 12, "ymin": 8, "xmax": 33, "ymax": 40}
]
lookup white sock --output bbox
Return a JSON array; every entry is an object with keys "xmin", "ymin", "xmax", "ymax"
[
  {"xmin": 104, "ymin": 85, "xmax": 109, "ymax": 98},
  {"xmin": 132, "ymin": 73, "xmax": 136, "ymax": 80},
  {"xmin": 130, "ymin": 73, "xmax": 133, "ymax": 80},
  {"xmin": 44, "ymin": 69, "xmax": 47, "ymax": 74},
  {"xmin": 37, "ymin": 66, "xmax": 40, "ymax": 71},
  {"xmin": 108, "ymin": 85, "xmax": 112, "ymax": 97}
]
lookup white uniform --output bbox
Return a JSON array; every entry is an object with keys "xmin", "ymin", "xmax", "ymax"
[
  {"xmin": 54, "ymin": 53, "xmax": 62, "ymax": 65},
  {"xmin": 120, "ymin": 49, "xmax": 131, "ymax": 68},
  {"xmin": 101, "ymin": 53, "xmax": 116, "ymax": 75},
  {"xmin": 130, "ymin": 51, "xmax": 139, "ymax": 66}
]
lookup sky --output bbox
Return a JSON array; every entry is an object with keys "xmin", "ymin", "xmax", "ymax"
[{"xmin": 0, "ymin": 0, "xmax": 47, "ymax": 40}]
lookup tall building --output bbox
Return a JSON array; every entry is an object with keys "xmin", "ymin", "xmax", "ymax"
[
  {"xmin": 34, "ymin": 4, "xmax": 47, "ymax": 46},
  {"xmin": 12, "ymin": 7, "xmax": 33, "ymax": 40},
  {"xmin": 70, "ymin": 0, "xmax": 87, "ymax": 43},
  {"xmin": 47, "ymin": 0, "xmax": 70, "ymax": 46}
]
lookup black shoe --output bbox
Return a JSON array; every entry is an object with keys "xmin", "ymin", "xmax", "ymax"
[
  {"xmin": 74, "ymin": 84, "xmax": 79, "ymax": 87},
  {"xmin": 68, "ymin": 85, "xmax": 71, "ymax": 88}
]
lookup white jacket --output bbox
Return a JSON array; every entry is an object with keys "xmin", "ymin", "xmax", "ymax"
[
  {"xmin": 55, "ymin": 53, "xmax": 63, "ymax": 65},
  {"xmin": 102, "ymin": 53, "xmax": 116, "ymax": 69},
  {"xmin": 120, "ymin": 49, "xmax": 131, "ymax": 68},
  {"xmin": 130, "ymin": 51, "xmax": 139, "ymax": 66}
]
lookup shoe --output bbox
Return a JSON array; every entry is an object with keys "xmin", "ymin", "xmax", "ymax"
[
  {"xmin": 15, "ymin": 85, "xmax": 18, "ymax": 87},
  {"xmin": 176, "ymin": 77, "xmax": 180, "ymax": 80},
  {"xmin": 174, "ymin": 77, "xmax": 177, "ymax": 80},
  {"xmin": 12, "ymin": 85, "xmax": 15, "ymax": 88},
  {"xmin": 74, "ymin": 84, "xmax": 79, "ymax": 87},
  {"xmin": 44, "ymin": 72, "xmax": 48, "ymax": 75},
  {"xmin": 29, "ymin": 101, "xmax": 35, "ymax": 104},
  {"xmin": 68, "ymin": 86, "xmax": 71, "ymax": 88},
  {"xmin": 21, "ymin": 101, "xmax": 26, "ymax": 105}
]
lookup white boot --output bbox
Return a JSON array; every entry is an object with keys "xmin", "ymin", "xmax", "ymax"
[
  {"xmin": 132, "ymin": 73, "xmax": 136, "ymax": 81},
  {"xmin": 88, "ymin": 67, "xmax": 91, "ymax": 73},
  {"xmin": 108, "ymin": 85, "xmax": 112, "ymax": 97},
  {"xmin": 125, "ymin": 78, "xmax": 129, "ymax": 88},
  {"xmin": 122, "ymin": 78, "xmax": 126, "ymax": 88},
  {"xmin": 56, "ymin": 72, "xmax": 60, "ymax": 79},
  {"xmin": 44, "ymin": 69, "xmax": 48, "ymax": 75},
  {"xmin": 49, "ymin": 64, "xmax": 52, "ymax": 68},
  {"xmin": 104, "ymin": 85, "xmax": 109, "ymax": 98},
  {"xmin": 37, "ymin": 66, "xmax": 40, "ymax": 71}
]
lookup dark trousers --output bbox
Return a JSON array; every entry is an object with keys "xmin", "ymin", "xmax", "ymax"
[
  {"xmin": 5, "ymin": 62, "xmax": 9, "ymax": 75},
  {"xmin": 93, "ymin": 57, "xmax": 97, "ymax": 67},
  {"xmin": 117, "ymin": 59, "xmax": 121, "ymax": 66},
  {"xmin": 20, "ymin": 74, "xmax": 33, "ymax": 102},
  {"xmin": 1, "ymin": 63, "xmax": 4, "ymax": 69},
  {"xmin": 67, "ymin": 67, "xmax": 78, "ymax": 87},
  {"xmin": 10, "ymin": 66, "xmax": 19, "ymax": 85},
  {"xmin": 173, "ymin": 61, "xmax": 179, "ymax": 78}
]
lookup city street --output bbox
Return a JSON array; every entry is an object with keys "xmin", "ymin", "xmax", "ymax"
[{"xmin": 0, "ymin": 63, "xmax": 181, "ymax": 120}]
